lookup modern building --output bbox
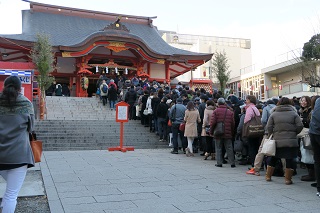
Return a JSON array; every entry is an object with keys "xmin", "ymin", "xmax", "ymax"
[
  {"xmin": 0, "ymin": 1, "xmax": 212, "ymax": 97},
  {"xmin": 160, "ymin": 30, "xmax": 252, "ymax": 89},
  {"xmin": 228, "ymin": 49, "xmax": 320, "ymax": 100}
]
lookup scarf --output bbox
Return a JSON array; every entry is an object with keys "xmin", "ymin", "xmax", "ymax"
[{"xmin": 0, "ymin": 93, "xmax": 34, "ymax": 115}]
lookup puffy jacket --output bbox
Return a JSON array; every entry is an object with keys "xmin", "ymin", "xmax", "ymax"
[
  {"xmin": 267, "ymin": 105, "xmax": 303, "ymax": 148},
  {"xmin": 210, "ymin": 105, "xmax": 234, "ymax": 139},
  {"xmin": 125, "ymin": 89, "xmax": 137, "ymax": 104},
  {"xmin": 156, "ymin": 102, "xmax": 169, "ymax": 119}
]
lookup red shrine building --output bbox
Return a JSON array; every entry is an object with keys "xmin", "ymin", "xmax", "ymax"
[{"xmin": 0, "ymin": 1, "xmax": 213, "ymax": 97}]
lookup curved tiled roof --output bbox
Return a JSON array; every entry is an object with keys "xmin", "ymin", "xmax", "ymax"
[{"xmin": 1, "ymin": 9, "xmax": 209, "ymax": 57}]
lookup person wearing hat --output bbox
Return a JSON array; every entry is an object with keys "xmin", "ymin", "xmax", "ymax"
[
  {"xmin": 169, "ymin": 98, "xmax": 187, "ymax": 154},
  {"xmin": 210, "ymin": 98, "xmax": 235, "ymax": 167}
]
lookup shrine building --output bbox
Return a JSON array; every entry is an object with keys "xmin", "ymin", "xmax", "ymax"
[{"xmin": 0, "ymin": 1, "xmax": 213, "ymax": 97}]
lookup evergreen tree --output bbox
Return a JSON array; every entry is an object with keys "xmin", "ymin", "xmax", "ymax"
[
  {"xmin": 30, "ymin": 34, "xmax": 55, "ymax": 93},
  {"xmin": 212, "ymin": 50, "xmax": 231, "ymax": 94}
]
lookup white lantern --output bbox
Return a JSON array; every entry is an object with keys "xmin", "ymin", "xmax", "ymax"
[
  {"xmin": 115, "ymin": 67, "xmax": 118, "ymax": 74},
  {"xmin": 125, "ymin": 67, "xmax": 128, "ymax": 75},
  {"xmin": 106, "ymin": 67, "xmax": 108, "ymax": 74},
  {"xmin": 96, "ymin": 66, "xmax": 99, "ymax": 73}
]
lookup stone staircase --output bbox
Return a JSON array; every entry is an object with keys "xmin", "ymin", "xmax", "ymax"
[{"xmin": 34, "ymin": 96, "xmax": 169, "ymax": 151}]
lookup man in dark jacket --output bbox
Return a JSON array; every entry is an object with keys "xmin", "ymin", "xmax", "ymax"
[
  {"xmin": 125, "ymin": 85, "xmax": 137, "ymax": 120},
  {"xmin": 210, "ymin": 98, "xmax": 235, "ymax": 167},
  {"xmin": 156, "ymin": 97, "xmax": 169, "ymax": 142},
  {"xmin": 198, "ymin": 95, "xmax": 208, "ymax": 154}
]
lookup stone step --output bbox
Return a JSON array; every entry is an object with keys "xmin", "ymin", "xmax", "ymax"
[{"xmin": 38, "ymin": 96, "xmax": 162, "ymax": 151}]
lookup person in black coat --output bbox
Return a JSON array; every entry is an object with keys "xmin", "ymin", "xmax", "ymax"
[
  {"xmin": 198, "ymin": 95, "xmax": 208, "ymax": 154},
  {"xmin": 141, "ymin": 90, "xmax": 149, "ymax": 126},
  {"xmin": 108, "ymin": 84, "xmax": 118, "ymax": 110},
  {"xmin": 156, "ymin": 97, "xmax": 169, "ymax": 141},
  {"xmin": 151, "ymin": 93, "xmax": 161, "ymax": 133},
  {"xmin": 125, "ymin": 86, "xmax": 137, "ymax": 120}
]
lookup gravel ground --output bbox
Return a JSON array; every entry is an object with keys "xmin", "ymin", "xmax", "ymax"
[{"xmin": 0, "ymin": 170, "xmax": 51, "ymax": 213}]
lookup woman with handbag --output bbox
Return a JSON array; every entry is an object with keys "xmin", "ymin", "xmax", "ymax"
[
  {"xmin": 243, "ymin": 95, "xmax": 263, "ymax": 168},
  {"xmin": 201, "ymin": 100, "xmax": 216, "ymax": 160},
  {"xmin": 0, "ymin": 76, "xmax": 35, "ymax": 213},
  {"xmin": 184, "ymin": 101, "xmax": 201, "ymax": 157},
  {"xmin": 265, "ymin": 97, "xmax": 303, "ymax": 184}
]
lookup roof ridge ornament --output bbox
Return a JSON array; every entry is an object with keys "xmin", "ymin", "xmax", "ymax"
[{"xmin": 101, "ymin": 16, "xmax": 130, "ymax": 33}]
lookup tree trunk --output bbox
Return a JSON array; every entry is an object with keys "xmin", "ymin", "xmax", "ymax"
[{"xmin": 39, "ymin": 91, "xmax": 46, "ymax": 120}]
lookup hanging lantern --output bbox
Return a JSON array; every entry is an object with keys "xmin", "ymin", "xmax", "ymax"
[
  {"xmin": 106, "ymin": 67, "xmax": 108, "ymax": 74},
  {"xmin": 96, "ymin": 66, "xmax": 99, "ymax": 73},
  {"xmin": 115, "ymin": 67, "xmax": 118, "ymax": 74},
  {"xmin": 125, "ymin": 67, "xmax": 128, "ymax": 75}
]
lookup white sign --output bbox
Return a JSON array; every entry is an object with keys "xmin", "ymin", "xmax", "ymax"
[
  {"xmin": 19, "ymin": 76, "xmax": 31, "ymax": 84},
  {"xmin": 117, "ymin": 106, "xmax": 127, "ymax": 120}
]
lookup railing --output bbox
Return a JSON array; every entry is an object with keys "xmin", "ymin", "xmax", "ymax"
[{"xmin": 267, "ymin": 82, "xmax": 315, "ymax": 98}]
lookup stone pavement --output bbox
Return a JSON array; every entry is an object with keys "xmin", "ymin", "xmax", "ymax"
[
  {"xmin": 0, "ymin": 164, "xmax": 45, "ymax": 198},
  {"xmin": 37, "ymin": 149, "xmax": 319, "ymax": 213}
]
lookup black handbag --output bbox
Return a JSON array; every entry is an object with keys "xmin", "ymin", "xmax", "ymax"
[{"xmin": 214, "ymin": 109, "xmax": 228, "ymax": 136}]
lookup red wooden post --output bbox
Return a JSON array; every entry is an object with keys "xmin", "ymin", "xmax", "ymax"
[{"xmin": 108, "ymin": 101, "xmax": 134, "ymax": 152}]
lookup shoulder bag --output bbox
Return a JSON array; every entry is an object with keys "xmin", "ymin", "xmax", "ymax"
[
  {"xmin": 261, "ymin": 134, "xmax": 276, "ymax": 156},
  {"xmin": 179, "ymin": 122, "xmax": 186, "ymax": 131},
  {"xmin": 29, "ymin": 132, "xmax": 43, "ymax": 163},
  {"xmin": 214, "ymin": 109, "xmax": 228, "ymax": 136},
  {"xmin": 243, "ymin": 109, "xmax": 264, "ymax": 137}
]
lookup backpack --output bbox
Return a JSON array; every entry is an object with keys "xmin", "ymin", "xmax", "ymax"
[{"xmin": 102, "ymin": 84, "xmax": 108, "ymax": 93}]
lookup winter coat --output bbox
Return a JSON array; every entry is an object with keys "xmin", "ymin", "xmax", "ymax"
[
  {"xmin": 244, "ymin": 103, "xmax": 260, "ymax": 124},
  {"xmin": 310, "ymin": 98, "xmax": 320, "ymax": 135},
  {"xmin": 299, "ymin": 106, "xmax": 311, "ymax": 128},
  {"xmin": 151, "ymin": 97, "xmax": 161, "ymax": 117},
  {"xmin": 184, "ymin": 109, "xmax": 201, "ymax": 137},
  {"xmin": 125, "ymin": 89, "xmax": 137, "ymax": 104},
  {"xmin": 266, "ymin": 105, "xmax": 303, "ymax": 148},
  {"xmin": 169, "ymin": 103, "xmax": 186, "ymax": 124},
  {"xmin": 100, "ymin": 83, "xmax": 108, "ymax": 97},
  {"xmin": 201, "ymin": 105, "xmax": 215, "ymax": 136},
  {"xmin": 210, "ymin": 105, "xmax": 235, "ymax": 139},
  {"xmin": 108, "ymin": 86, "xmax": 118, "ymax": 101},
  {"xmin": 261, "ymin": 104, "xmax": 276, "ymax": 126},
  {"xmin": 0, "ymin": 95, "xmax": 35, "ymax": 169},
  {"xmin": 198, "ymin": 102, "xmax": 206, "ymax": 121},
  {"xmin": 108, "ymin": 82, "xmax": 118, "ymax": 90},
  {"xmin": 156, "ymin": 102, "xmax": 169, "ymax": 119},
  {"xmin": 141, "ymin": 94, "xmax": 149, "ymax": 111}
]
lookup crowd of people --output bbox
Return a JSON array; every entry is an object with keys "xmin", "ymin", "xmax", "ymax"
[{"xmin": 95, "ymin": 74, "xmax": 320, "ymax": 197}]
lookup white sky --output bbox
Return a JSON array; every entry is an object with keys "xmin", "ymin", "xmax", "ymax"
[{"xmin": 0, "ymin": 0, "xmax": 320, "ymax": 69}]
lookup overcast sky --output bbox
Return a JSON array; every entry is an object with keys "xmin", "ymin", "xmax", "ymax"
[{"xmin": 0, "ymin": 0, "xmax": 320, "ymax": 69}]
